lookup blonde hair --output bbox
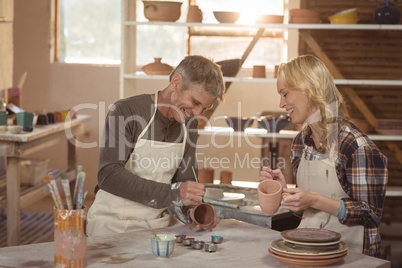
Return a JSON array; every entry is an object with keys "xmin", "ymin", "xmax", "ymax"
[{"xmin": 278, "ymin": 54, "xmax": 349, "ymax": 153}]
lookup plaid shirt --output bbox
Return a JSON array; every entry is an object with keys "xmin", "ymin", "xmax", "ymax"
[{"xmin": 291, "ymin": 120, "xmax": 388, "ymax": 257}]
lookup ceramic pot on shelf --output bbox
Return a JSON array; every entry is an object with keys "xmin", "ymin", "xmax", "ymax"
[
  {"xmin": 374, "ymin": 0, "xmax": 401, "ymax": 24},
  {"xmin": 142, "ymin": 58, "xmax": 174, "ymax": 75}
]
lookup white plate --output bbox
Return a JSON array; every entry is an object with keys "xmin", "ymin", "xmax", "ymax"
[{"xmin": 218, "ymin": 192, "xmax": 245, "ymax": 205}]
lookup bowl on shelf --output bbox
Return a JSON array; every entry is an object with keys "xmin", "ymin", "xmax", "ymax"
[
  {"xmin": 216, "ymin": 59, "xmax": 241, "ymax": 77},
  {"xmin": 142, "ymin": 58, "xmax": 174, "ymax": 75},
  {"xmin": 8, "ymin": 125, "xmax": 23, "ymax": 134},
  {"xmin": 328, "ymin": 8, "xmax": 358, "ymax": 24},
  {"xmin": 143, "ymin": 1, "xmax": 182, "ymax": 22},
  {"xmin": 257, "ymin": 114, "xmax": 290, "ymax": 133},
  {"xmin": 213, "ymin": 11, "xmax": 240, "ymax": 23},
  {"xmin": 256, "ymin": 14, "xmax": 284, "ymax": 24},
  {"xmin": 289, "ymin": 17, "xmax": 322, "ymax": 24},
  {"xmin": 225, "ymin": 116, "xmax": 254, "ymax": 131}
]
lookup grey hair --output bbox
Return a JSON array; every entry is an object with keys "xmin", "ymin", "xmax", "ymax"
[{"xmin": 169, "ymin": 55, "xmax": 225, "ymax": 101}]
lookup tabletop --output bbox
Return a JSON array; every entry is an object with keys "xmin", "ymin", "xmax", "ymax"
[{"xmin": 0, "ymin": 219, "xmax": 391, "ymax": 267}]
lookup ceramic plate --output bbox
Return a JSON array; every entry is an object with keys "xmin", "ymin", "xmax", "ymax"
[
  {"xmin": 283, "ymin": 240, "xmax": 340, "ymax": 251},
  {"xmin": 269, "ymin": 246, "xmax": 347, "ymax": 260},
  {"xmin": 282, "ymin": 237, "xmax": 341, "ymax": 246},
  {"xmin": 269, "ymin": 248, "xmax": 347, "ymax": 266},
  {"xmin": 281, "ymin": 228, "xmax": 341, "ymax": 243},
  {"xmin": 270, "ymin": 239, "xmax": 348, "ymax": 256},
  {"xmin": 218, "ymin": 193, "xmax": 245, "ymax": 205}
]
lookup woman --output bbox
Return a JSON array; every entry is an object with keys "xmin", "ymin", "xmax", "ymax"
[{"xmin": 260, "ymin": 55, "xmax": 388, "ymax": 257}]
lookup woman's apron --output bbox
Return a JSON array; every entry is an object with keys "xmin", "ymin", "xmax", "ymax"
[
  {"xmin": 296, "ymin": 146, "xmax": 364, "ymax": 254},
  {"xmin": 87, "ymin": 92, "xmax": 187, "ymax": 236}
]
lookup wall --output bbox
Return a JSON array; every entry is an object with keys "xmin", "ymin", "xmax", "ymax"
[{"xmin": 13, "ymin": 0, "xmax": 119, "ymax": 197}]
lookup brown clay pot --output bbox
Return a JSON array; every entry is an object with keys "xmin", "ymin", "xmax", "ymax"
[
  {"xmin": 143, "ymin": 1, "xmax": 182, "ymax": 22},
  {"xmin": 220, "ymin": 170, "xmax": 232, "ymax": 184},
  {"xmin": 191, "ymin": 203, "xmax": 216, "ymax": 228},
  {"xmin": 198, "ymin": 168, "xmax": 214, "ymax": 184},
  {"xmin": 142, "ymin": 58, "xmax": 174, "ymax": 75}
]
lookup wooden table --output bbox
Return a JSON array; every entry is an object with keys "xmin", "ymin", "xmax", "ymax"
[
  {"xmin": 0, "ymin": 219, "xmax": 391, "ymax": 267},
  {"xmin": 0, "ymin": 115, "xmax": 89, "ymax": 246}
]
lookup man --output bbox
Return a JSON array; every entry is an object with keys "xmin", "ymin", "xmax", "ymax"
[{"xmin": 87, "ymin": 55, "xmax": 225, "ymax": 236}]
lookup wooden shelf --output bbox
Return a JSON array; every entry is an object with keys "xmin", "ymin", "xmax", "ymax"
[
  {"xmin": 125, "ymin": 21, "xmax": 402, "ymax": 31},
  {"xmin": 124, "ymin": 72, "xmax": 402, "ymax": 86},
  {"xmin": 0, "ymin": 169, "xmax": 77, "ymax": 209}
]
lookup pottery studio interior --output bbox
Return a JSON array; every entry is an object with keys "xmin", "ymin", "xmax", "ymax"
[{"xmin": 1, "ymin": 0, "xmax": 402, "ymax": 267}]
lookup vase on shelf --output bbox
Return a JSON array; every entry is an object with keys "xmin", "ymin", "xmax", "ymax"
[
  {"xmin": 374, "ymin": 0, "xmax": 401, "ymax": 24},
  {"xmin": 142, "ymin": 58, "xmax": 174, "ymax": 75}
]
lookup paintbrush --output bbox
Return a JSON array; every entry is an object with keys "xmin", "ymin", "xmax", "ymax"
[
  {"xmin": 43, "ymin": 175, "xmax": 62, "ymax": 209},
  {"xmin": 75, "ymin": 171, "xmax": 86, "ymax": 210},
  {"xmin": 72, "ymin": 165, "xmax": 82, "ymax": 207},
  {"xmin": 144, "ymin": 219, "xmax": 160, "ymax": 240},
  {"xmin": 60, "ymin": 172, "xmax": 73, "ymax": 210},
  {"xmin": 48, "ymin": 172, "xmax": 64, "ymax": 210},
  {"xmin": 192, "ymin": 166, "xmax": 205, "ymax": 203}
]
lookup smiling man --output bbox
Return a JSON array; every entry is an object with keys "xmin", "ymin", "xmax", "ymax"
[{"xmin": 87, "ymin": 55, "xmax": 225, "ymax": 236}]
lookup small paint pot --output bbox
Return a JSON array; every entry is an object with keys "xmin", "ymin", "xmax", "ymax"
[
  {"xmin": 175, "ymin": 234, "xmax": 186, "ymax": 243},
  {"xmin": 183, "ymin": 237, "xmax": 194, "ymax": 246},
  {"xmin": 191, "ymin": 240, "xmax": 205, "ymax": 250},
  {"xmin": 211, "ymin": 235, "xmax": 223, "ymax": 244},
  {"xmin": 204, "ymin": 243, "xmax": 217, "ymax": 252}
]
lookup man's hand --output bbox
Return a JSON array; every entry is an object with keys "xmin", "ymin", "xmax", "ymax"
[{"xmin": 179, "ymin": 181, "xmax": 205, "ymax": 206}]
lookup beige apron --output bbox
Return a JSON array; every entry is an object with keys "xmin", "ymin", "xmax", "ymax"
[
  {"xmin": 87, "ymin": 92, "xmax": 187, "ymax": 236},
  {"xmin": 297, "ymin": 145, "xmax": 364, "ymax": 254}
]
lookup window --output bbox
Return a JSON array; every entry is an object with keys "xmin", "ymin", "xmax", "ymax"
[
  {"xmin": 57, "ymin": 0, "xmax": 121, "ymax": 64},
  {"xmin": 136, "ymin": 0, "xmax": 286, "ymax": 68},
  {"xmin": 56, "ymin": 0, "xmax": 286, "ymax": 67}
]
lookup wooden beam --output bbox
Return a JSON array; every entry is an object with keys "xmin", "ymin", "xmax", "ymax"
[{"xmin": 300, "ymin": 31, "xmax": 402, "ymax": 165}]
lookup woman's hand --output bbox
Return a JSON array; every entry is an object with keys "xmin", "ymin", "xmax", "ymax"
[
  {"xmin": 281, "ymin": 188, "xmax": 315, "ymax": 212},
  {"xmin": 259, "ymin": 167, "xmax": 287, "ymax": 189}
]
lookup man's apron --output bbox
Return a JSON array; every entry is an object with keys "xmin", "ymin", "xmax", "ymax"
[
  {"xmin": 297, "ymin": 145, "xmax": 364, "ymax": 254},
  {"xmin": 87, "ymin": 92, "xmax": 187, "ymax": 236}
]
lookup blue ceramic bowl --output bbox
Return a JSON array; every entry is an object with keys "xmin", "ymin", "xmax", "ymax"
[
  {"xmin": 151, "ymin": 234, "xmax": 176, "ymax": 258},
  {"xmin": 257, "ymin": 114, "xmax": 290, "ymax": 133}
]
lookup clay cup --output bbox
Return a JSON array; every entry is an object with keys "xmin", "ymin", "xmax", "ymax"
[
  {"xmin": 190, "ymin": 203, "xmax": 216, "ymax": 229},
  {"xmin": 257, "ymin": 180, "xmax": 282, "ymax": 215}
]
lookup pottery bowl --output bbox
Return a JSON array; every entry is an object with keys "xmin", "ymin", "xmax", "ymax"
[
  {"xmin": 151, "ymin": 234, "xmax": 176, "ymax": 258},
  {"xmin": 256, "ymin": 14, "xmax": 284, "ymax": 24},
  {"xmin": 329, "ymin": 17, "xmax": 359, "ymax": 24},
  {"xmin": 328, "ymin": 8, "xmax": 357, "ymax": 20},
  {"xmin": 8, "ymin": 125, "xmax": 23, "ymax": 134},
  {"xmin": 216, "ymin": 59, "xmax": 241, "ymax": 77},
  {"xmin": 257, "ymin": 114, "xmax": 290, "ymax": 133},
  {"xmin": 225, "ymin": 116, "xmax": 254, "ymax": 131},
  {"xmin": 213, "ymin": 11, "xmax": 240, "ymax": 23},
  {"xmin": 143, "ymin": 1, "xmax": 182, "ymax": 22},
  {"xmin": 0, "ymin": 125, "xmax": 7, "ymax": 132}
]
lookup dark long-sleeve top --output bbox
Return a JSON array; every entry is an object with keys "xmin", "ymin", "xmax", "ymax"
[
  {"xmin": 291, "ymin": 119, "xmax": 388, "ymax": 257},
  {"xmin": 95, "ymin": 94, "xmax": 198, "ymax": 209}
]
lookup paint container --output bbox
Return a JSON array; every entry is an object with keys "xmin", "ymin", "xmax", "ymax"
[
  {"xmin": 175, "ymin": 234, "xmax": 186, "ymax": 243},
  {"xmin": 54, "ymin": 207, "xmax": 87, "ymax": 268},
  {"xmin": 205, "ymin": 243, "xmax": 217, "ymax": 252},
  {"xmin": 183, "ymin": 237, "xmax": 194, "ymax": 246},
  {"xmin": 211, "ymin": 235, "xmax": 223, "ymax": 244},
  {"xmin": 191, "ymin": 240, "xmax": 205, "ymax": 250}
]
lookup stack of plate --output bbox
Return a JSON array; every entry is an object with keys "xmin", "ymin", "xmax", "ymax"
[{"xmin": 269, "ymin": 228, "xmax": 348, "ymax": 267}]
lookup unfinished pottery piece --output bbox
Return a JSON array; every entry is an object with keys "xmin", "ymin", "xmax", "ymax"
[
  {"xmin": 191, "ymin": 203, "xmax": 216, "ymax": 228},
  {"xmin": 257, "ymin": 179, "xmax": 282, "ymax": 215},
  {"xmin": 142, "ymin": 58, "xmax": 174, "ymax": 75}
]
